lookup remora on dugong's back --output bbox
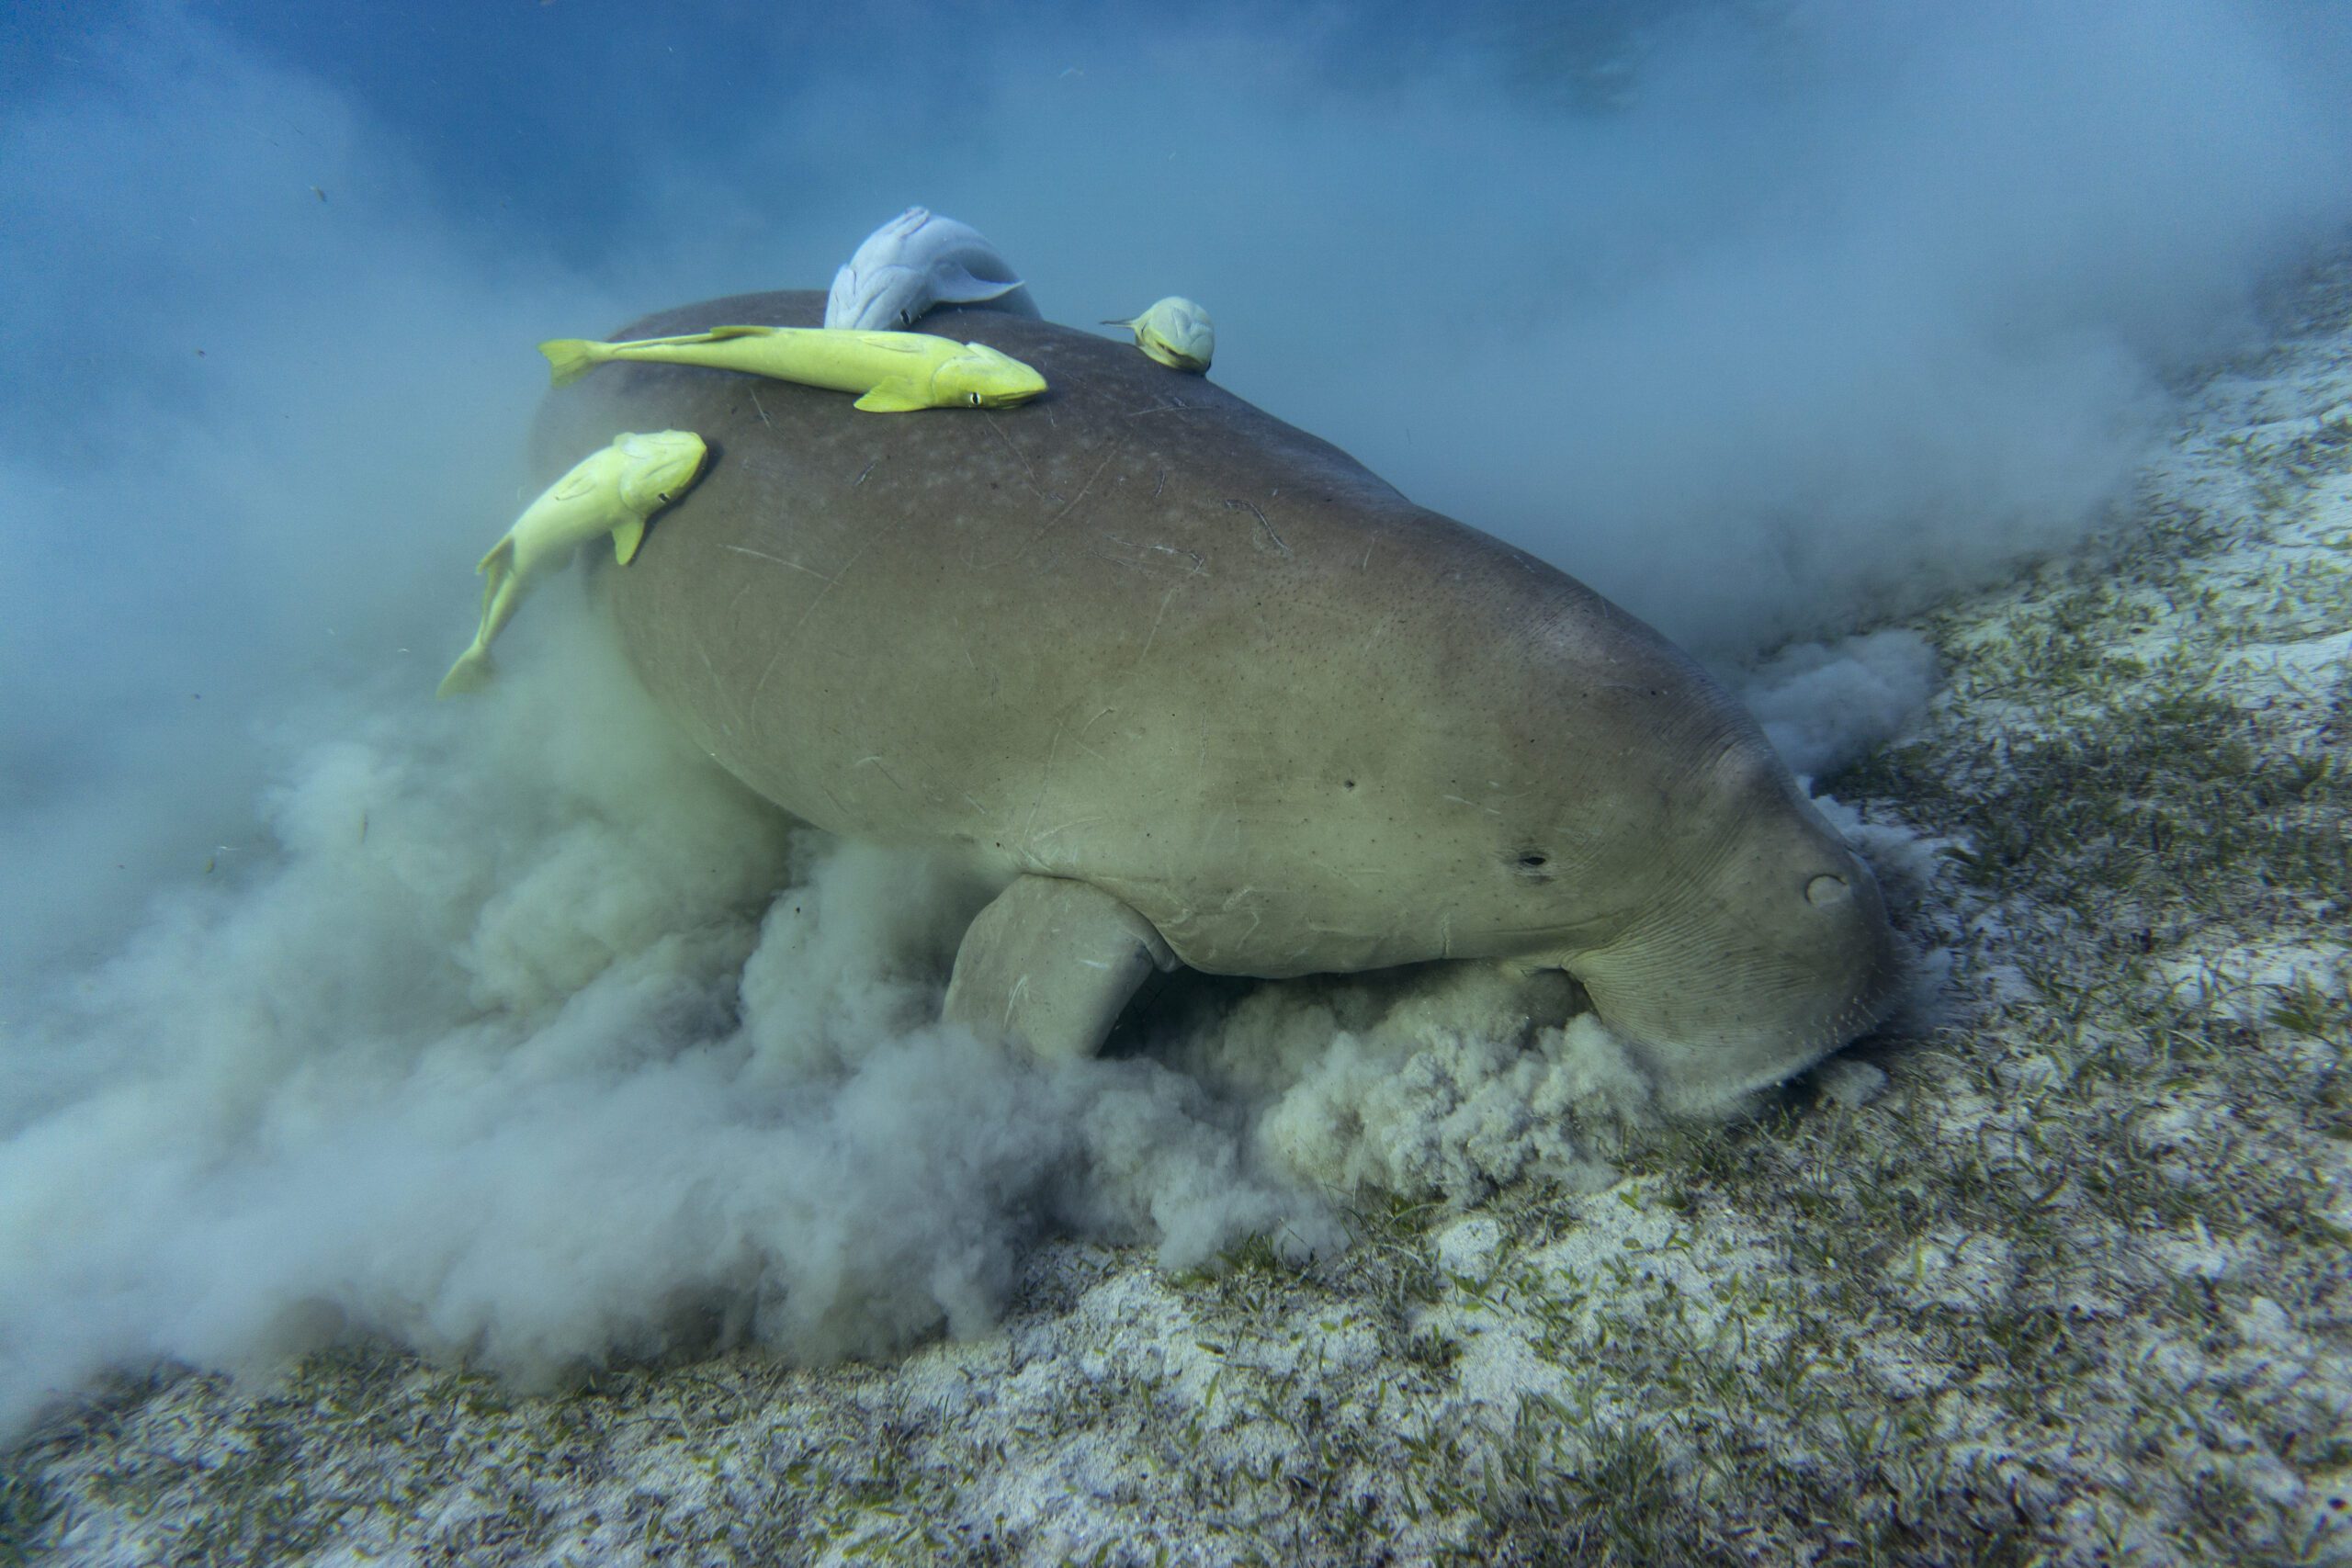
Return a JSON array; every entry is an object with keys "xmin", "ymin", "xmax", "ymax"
[{"xmin": 534, "ymin": 291, "xmax": 1903, "ymax": 1104}]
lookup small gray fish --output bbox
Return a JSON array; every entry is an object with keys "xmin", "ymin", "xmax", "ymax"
[{"xmin": 826, "ymin": 207, "xmax": 1040, "ymax": 331}]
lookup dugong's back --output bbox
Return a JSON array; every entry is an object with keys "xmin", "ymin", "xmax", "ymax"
[{"xmin": 530, "ymin": 291, "xmax": 1765, "ymax": 981}]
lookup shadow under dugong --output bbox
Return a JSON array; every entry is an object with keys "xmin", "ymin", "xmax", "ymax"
[{"xmin": 531, "ymin": 292, "xmax": 1904, "ymax": 1106}]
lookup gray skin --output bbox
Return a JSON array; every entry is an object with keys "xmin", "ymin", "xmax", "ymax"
[{"xmin": 533, "ymin": 291, "xmax": 1903, "ymax": 1102}]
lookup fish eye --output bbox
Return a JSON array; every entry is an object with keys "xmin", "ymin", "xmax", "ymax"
[{"xmin": 968, "ymin": 392, "xmax": 981, "ymax": 405}]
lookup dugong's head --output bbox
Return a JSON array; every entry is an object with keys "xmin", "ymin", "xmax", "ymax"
[
  {"xmin": 1546, "ymin": 744, "xmax": 1905, "ymax": 1105},
  {"xmin": 1404, "ymin": 614, "xmax": 1905, "ymax": 1106},
  {"xmin": 933, "ymin": 344, "xmax": 1051, "ymax": 409},
  {"xmin": 611, "ymin": 430, "xmax": 708, "ymax": 513}
]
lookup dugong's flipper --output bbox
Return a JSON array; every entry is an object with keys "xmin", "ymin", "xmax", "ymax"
[{"xmin": 944, "ymin": 875, "xmax": 1178, "ymax": 1059}]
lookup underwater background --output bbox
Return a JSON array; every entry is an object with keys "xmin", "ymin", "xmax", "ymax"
[{"xmin": 5, "ymin": 3, "xmax": 2352, "ymax": 1562}]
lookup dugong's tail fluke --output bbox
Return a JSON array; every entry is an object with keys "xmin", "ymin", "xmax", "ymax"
[
  {"xmin": 538, "ymin": 338, "xmax": 606, "ymax": 389},
  {"xmin": 435, "ymin": 647, "xmax": 492, "ymax": 698}
]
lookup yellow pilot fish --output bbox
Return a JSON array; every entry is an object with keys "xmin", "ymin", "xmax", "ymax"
[
  {"xmin": 437, "ymin": 430, "xmax": 707, "ymax": 698},
  {"xmin": 537, "ymin": 325, "xmax": 1049, "ymax": 412},
  {"xmin": 1103, "ymin": 297, "xmax": 1214, "ymax": 373}
]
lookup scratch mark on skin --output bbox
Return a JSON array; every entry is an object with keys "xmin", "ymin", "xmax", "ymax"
[
  {"xmin": 750, "ymin": 538, "xmax": 872, "ymax": 708},
  {"xmin": 1153, "ymin": 468, "xmax": 1169, "ymax": 498},
  {"xmin": 1016, "ymin": 437, "xmax": 1127, "ymax": 558},
  {"xmin": 724, "ymin": 544, "xmax": 837, "ymax": 581},
  {"xmin": 751, "ymin": 389, "xmax": 773, "ymax": 429},
  {"xmin": 1136, "ymin": 583, "xmax": 1182, "ymax": 662},
  {"xmin": 984, "ymin": 412, "xmax": 1041, "ymax": 491},
  {"xmin": 789, "ymin": 539, "xmax": 872, "ymax": 641},
  {"xmin": 1022, "ymin": 712, "xmax": 1073, "ymax": 840},
  {"xmin": 1217, "ymin": 886, "xmax": 1264, "ymax": 947},
  {"xmin": 750, "ymin": 644, "xmax": 789, "ymax": 712},
  {"xmin": 1097, "ymin": 534, "xmax": 1206, "ymax": 577},
  {"xmin": 1440, "ymin": 794, "xmax": 1503, "ymax": 816},
  {"xmin": 697, "ymin": 642, "xmax": 725, "ymax": 720},
  {"xmin": 1224, "ymin": 498, "xmax": 1288, "ymax": 555},
  {"xmin": 854, "ymin": 459, "xmax": 877, "ymax": 487},
  {"xmin": 852, "ymin": 755, "xmax": 905, "ymax": 793},
  {"xmin": 1070, "ymin": 705, "xmax": 1117, "ymax": 763}
]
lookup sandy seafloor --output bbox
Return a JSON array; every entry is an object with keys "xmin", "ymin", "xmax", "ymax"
[{"xmin": 6, "ymin": 253, "xmax": 2350, "ymax": 1567}]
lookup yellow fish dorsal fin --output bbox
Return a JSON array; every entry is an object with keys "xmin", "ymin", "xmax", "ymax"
[
  {"xmin": 854, "ymin": 380, "xmax": 933, "ymax": 412},
  {"xmin": 852, "ymin": 333, "xmax": 932, "ymax": 355},
  {"xmin": 703, "ymin": 325, "xmax": 777, "ymax": 340},
  {"xmin": 475, "ymin": 534, "xmax": 517, "ymax": 581},
  {"xmin": 472, "ymin": 535, "xmax": 516, "ymax": 620},
  {"xmin": 612, "ymin": 516, "xmax": 647, "ymax": 565},
  {"xmin": 551, "ymin": 467, "xmax": 600, "ymax": 502}
]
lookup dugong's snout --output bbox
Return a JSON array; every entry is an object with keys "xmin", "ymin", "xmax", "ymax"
[{"xmin": 1564, "ymin": 794, "xmax": 1905, "ymax": 1108}]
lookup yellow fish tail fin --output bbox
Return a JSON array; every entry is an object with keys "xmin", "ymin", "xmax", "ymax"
[
  {"xmin": 612, "ymin": 516, "xmax": 646, "ymax": 565},
  {"xmin": 436, "ymin": 647, "xmax": 492, "ymax": 698},
  {"xmin": 854, "ymin": 379, "xmax": 933, "ymax": 412},
  {"xmin": 539, "ymin": 338, "xmax": 605, "ymax": 388}
]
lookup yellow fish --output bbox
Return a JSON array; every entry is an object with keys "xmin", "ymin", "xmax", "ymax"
[
  {"xmin": 437, "ymin": 430, "xmax": 707, "ymax": 698},
  {"xmin": 537, "ymin": 325, "xmax": 1048, "ymax": 412},
  {"xmin": 1103, "ymin": 297, "xmax": 1214, "ymax": 373}
]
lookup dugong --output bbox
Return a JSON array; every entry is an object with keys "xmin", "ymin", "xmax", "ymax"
[{"xmin": 533, "ymin": 292, "xmax": 1903, "ymax": 1104}]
